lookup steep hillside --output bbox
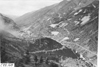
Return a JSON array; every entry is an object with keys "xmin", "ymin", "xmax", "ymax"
[
  {"xmin": 15, "ymin": 0, "xmax": 98, "ymax": 66},
  {"xmin": 1, "ymin": 0, "xmax": 98, "ymax": 67},
  {"xmin": 15, "ymin": 4, "xmax": 57, "ymax": 27},
  {"xmin": 0, "ymin": 13, "xmax": 21, "ymax": 37}
]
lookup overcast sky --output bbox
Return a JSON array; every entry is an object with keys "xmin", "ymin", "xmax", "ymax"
[{"xmin": 0, "ymin": 0, "xmax": 62, "ymax": 16}]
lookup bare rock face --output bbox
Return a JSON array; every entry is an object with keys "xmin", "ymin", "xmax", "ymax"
[{"xmin": 1, "ymin": 0, "xmax": 98, "ymax": 67}]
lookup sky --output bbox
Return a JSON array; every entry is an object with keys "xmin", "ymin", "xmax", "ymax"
[{"xmin": 0, "ymin": 0, "xmax": 62, "ymax": 16}]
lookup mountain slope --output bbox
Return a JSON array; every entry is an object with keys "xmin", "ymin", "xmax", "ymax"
[
  {"xmin": 15, "ymin": 0, "xmax": 98, "ymax": 66},
  {"xmin": 0, "ymin": 13, "xmax": 21, "ymax": 37},
  {"xmin": 15, "ymin": 4, "xmax": 57, "ymax": 27},
  {"xmin": 1, "ymin": 0, "xmax": 98, "ymax": 67}
]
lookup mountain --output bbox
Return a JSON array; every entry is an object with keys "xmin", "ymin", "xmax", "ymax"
[
  {"xmin": 15, "ymin": 0, "xmax": 98, "ymax": 66},
  {"xmin": 0, "ymin": 13, "xmax": 18, "ymax": 20},
  {"xmin": 15, "ymin": 4, "xmax": 57, "ymax": 27},
  {"xmin": 0, "ymin": 13, "xmax": 21, "ymax": 38},
  {"xmin": 4, "ymin": 14, "xmax": 18, "ymax": 20},
  {"xmin": 1, "ymin": 0, "xmax": 98, "ymax": 67}
]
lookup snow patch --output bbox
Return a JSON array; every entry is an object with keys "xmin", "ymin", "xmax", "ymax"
[
  {"xmin": 51, "ymin": 31, "xmax": 59, "ymax": 35},
  {"xmin": 50, "ymin": 24, "xmax": 58, "ymax": 28},
  {"xmin": 81, "ymin": 16, "xmax": 90, "ymax": 25},
  {"xmin": 74, "ymin": 38, "xmax": 80, "ymax": 41},
  {"xmin": 61, "ymin": 37, "xmax": 69, "ymax": 41}
]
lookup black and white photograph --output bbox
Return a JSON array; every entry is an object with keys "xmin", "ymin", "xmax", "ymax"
[{"xmin": 0, "ymin": 0, "xmax": 99, "ymax": 67}]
